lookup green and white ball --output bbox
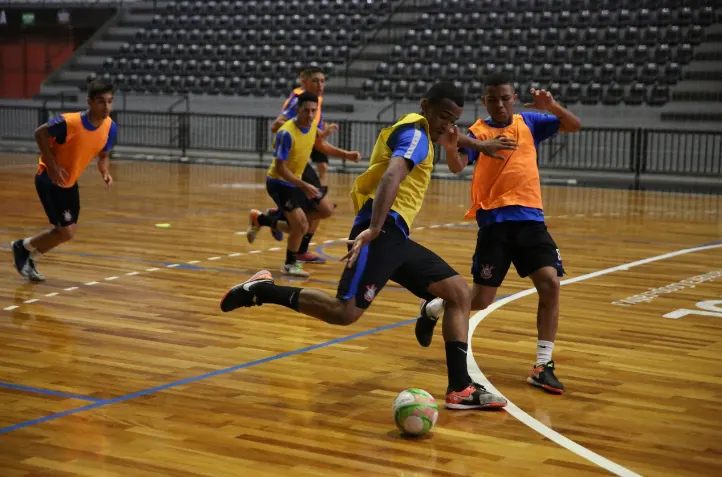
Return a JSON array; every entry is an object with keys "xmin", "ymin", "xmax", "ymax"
[{"xmin": 393, "ymin": 388, "xmax": 438, "ymax": 436}]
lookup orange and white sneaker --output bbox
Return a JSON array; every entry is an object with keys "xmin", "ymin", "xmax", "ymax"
[
  {"xmin": 247, "ymin": 209, "xmax": 262, "ymax": 243},
  {"xmin": 527, "ymin": 360, "xmax": 565, "ymax": 394},
  {"xmin": 445, "ymin": 382, "xmax": 508, "ymax": 410},
  {"xmin": 220, "ymin": 270, "xmax": 274, "ymax": 312}
]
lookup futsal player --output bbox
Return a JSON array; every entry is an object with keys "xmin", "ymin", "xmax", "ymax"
[
  {"xmin": 220, "ymin": 82, "xmax": 517, "ymax": 410},
  {"xmin": 252, "ymin": 91, "xmax": 360, "ymax": 277},
  {"xmin": 256, "ymin": 67, "xmax": 339, "ymax": 264},
  {"xmin": 413, "ymin": 73, "xmax": 582, "ymax": 395},
  {"xmin": 11, "ymin": 78, "xmax": 117, "ymax": 282}
]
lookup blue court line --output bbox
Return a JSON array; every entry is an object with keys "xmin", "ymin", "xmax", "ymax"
[
  {"xmin": 0, "ymin": 382, "xmax": 103, "ymax": 403},
  {"xmin": 0, "ymin": 317, "xmax": 418, "ymax": 436}
]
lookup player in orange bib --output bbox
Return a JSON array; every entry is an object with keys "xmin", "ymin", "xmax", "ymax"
[
  {"xmin": 414, "ymin": 72, "xmax": 581, "ymax": 395},
  {"xmin": 11, "ymin": 79, "xmax": 117, "ymax": 281}
]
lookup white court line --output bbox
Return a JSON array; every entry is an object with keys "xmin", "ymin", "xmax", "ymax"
[
  {"xmin": 126, "ymin": 271, "xmax": 140, "ymax": 276},
  {"xmin": 64, "ymin": 287, "xmax": 78, "ymax": 292},
  {"xmin": 268, "ymin": 247, "xmax": 281, "ymax": 251},
  {"xmin": 45, "ymin": 292, "xmax": 58, "ymax": 297},
  {"xmin": 23, "ymin": 299, "xmax": 39, "ymax": 304},
  {"xmin": 85, "ymin": 281, "xmax": 99, "ymax": 286},
  {"xmin": 146, "ymin": 268, "xmax": 160, "ymax": 272},
  {"xmin": 235, "ymin": 231, "xmax": 247, "ymax": 235},
  {"xmin": 105, "ymin": 276, "xmax": 119, "ymax": 281},
  {"xmin": 249, "ymin": 250, "xmax": 261, "ymax": 254},
  {"xmin": 166, "ymin": 264, "xmax": 180, "ymax": 268},
  {"xmin": 468, "ymin": 242, "xmax": 722, "ymax": 477},
  {"xmin": 207, "ymin": 257, "xmax": 221, "ymax": 261},
  {"xmin": 4, "ymin": 306, "xmax": 18, "ymax": 311},
  {"xmin": 323, "ymin": 239, "xmax": 334, "ymax": 244},
  {"xmin": 228, "ymin": 253, "xmax": 241, "ymax": 257},
  {"xmin": 187, "ymin": 260, "xmax": 200, "ymax": 264}
]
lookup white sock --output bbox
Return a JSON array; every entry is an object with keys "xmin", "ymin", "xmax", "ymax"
[
  {"xmin": 30, "ymin": 250, "xmax": 42, "ymax": 260},
  {"xmin": 22, "ymin": 238, "xmax": 36, "ymax": 252},
  {"xmin": 425, "ymin": 298, "xmax": 445, "ymax": 319},
  {"xmin": 536, "ymin": 340, "xmax": 554, "ymax": 366}
]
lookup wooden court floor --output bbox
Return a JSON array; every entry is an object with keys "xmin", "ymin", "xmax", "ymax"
[{"xmin": 1, "ymin": 153, "xmax": 721, "ymax": 477}]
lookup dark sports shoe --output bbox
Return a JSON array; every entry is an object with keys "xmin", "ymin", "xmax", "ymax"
[
  {"xmin": 220, "ymin": 270, "xmax": 274, "ymax": 312},
  {"xmin": 25, "ymin": 258, "xmax": 46, "ymax": 282},
  {"xmin": 265, "ymin": 208, "xmax": 283, "ymax": 242},
  {"xmin": 527, "ymin": 360, "xmax": 565, "ymax": 394},
  {"xmin": 11, "ymin": 240, "xmax": 30, "ymax": 278},
  {"xmin": 445, "ymin": 382, "xmax": 508, "ymax": 410},
  {"xmin": 414, "ymin": 300, "xmax": 439, "ymax": 347}
]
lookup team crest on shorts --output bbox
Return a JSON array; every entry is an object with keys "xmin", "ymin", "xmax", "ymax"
[
  {"xmin": 481, "ymin": 264, "xmax": 494, "ymax": 280},
  {"xmin": 364, "ymin": 284, "xmax": 377, "ymax": 303},
  {"xmin": 63, "ymin": 210, "xmax": 72, "ymax": 223}
]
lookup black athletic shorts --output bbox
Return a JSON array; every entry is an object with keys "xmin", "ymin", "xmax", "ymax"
[
  {"xmin": 266, "ymin": 163, "xmax": 327, "ymax": 214},
  {"xmin": 310, "ymin": 147, "xmax": 328, "ymax": 164},
  {"xmin": 471, "ymin": 220, "xmax": 565, "ymax": 287},
  {"xmin": 337, "ymin": 217, "xmax": 459, "ymax": 309},
  {"xmin": 35, "ymin": 170, "xmax": 80, "ymax": 227}
]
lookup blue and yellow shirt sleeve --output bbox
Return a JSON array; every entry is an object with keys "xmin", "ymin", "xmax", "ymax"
[
  {"xmin": 463, "ymin": 131, "xmax": 480, "ymax": 165},
  {"xmin": 273, "ymin": 130, "xmax": 293, "ymax": 161},
  {"xmin": 387, "ymin": 124, "xmax": 429, "ymax": 168},
  {"xmin": 282, "ymin": 96, "xmax": 298, "ymax": 120}
]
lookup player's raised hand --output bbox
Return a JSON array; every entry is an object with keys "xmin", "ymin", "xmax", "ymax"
[
  {"xmin": 524, "ymin": 88, "xmax": 556, "ymax": 110},
  {"xmin": 437, "ymin": 125, "xmax": 460, "ymax": 149},
  {"xmin": 480, "ymin": 135, "xmax": 518, "ymax": 160},
  {"xmin": 343, "ymin": 228, "xmax": 380, "ymax": 268},
  {"xmin": 345, "ymin": 151, "xmax": 361, "ymax": 163},
  {"xmin": 325, "ymin": 123, "xmax": 339, "ymax": 135}
]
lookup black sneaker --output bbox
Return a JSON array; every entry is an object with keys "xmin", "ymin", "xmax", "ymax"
[
  {"xmin": 414, "ymin": 300, "xmax": 439, "ymax": 347},
  {"xmin": 220, "ymin": 270, "xmax": 274, "ymax": 312},
  {"xmin": 527, "ymin": 360, "xmax": 565, "ymax": 394},
  {"xmin": 445, "ymin": 382, "xmax": 508, "ymax": 410},
  {"xmin": 11, "ymin": 240, "xmax": 30, "ymax": 278},
  {"xmin": 25, "ymin": 258, "xmax": 46, "ymax": 282}
]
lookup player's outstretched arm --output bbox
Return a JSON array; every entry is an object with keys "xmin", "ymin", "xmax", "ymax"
[
  {"xmin": 524, "ymin": 88, "xmax": 581, "ymax": 133},
  {"xmin": 457, "ymin": 134, "xmax": 519, "ymax": 161},
  {"xmin": 313, "ymin": 137, "xmax": 361, "ymax": 162},
  {"xmin": 271, "ymin": 113, "xmax": 289, "ymax": 133},
  {"xmin": 318, "ymin": 123, "xmax": 339, "ymax": 139}
]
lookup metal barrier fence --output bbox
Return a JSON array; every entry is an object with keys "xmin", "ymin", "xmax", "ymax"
[{"xmin": 1, "ymin": 105, "xmax": 720, "ymax": 181}]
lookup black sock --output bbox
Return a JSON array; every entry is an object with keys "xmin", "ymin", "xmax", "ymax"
[
  {"xmin": 320, "ymin": 185, "xmax": 328, "ymax": 196},
  {"xmin": 298, "ymin": 234, "xmax": 313, "ymax": 254},
  {"xmin": 258, "ymin": 213, "xmax": 277, "ymax": 228},
  {"xmin": 445, "ymin": 341, "xmax": 472, "ymax": 392},
  {"xmin": 286, "ymin": 249, "xmax": 297, "ymax": 265},
  {"xmin": 253, "ymin": 283, "xmax": 301, "ymax": 311}
]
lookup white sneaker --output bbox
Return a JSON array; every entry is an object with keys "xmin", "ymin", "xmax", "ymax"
[{"xmin": 281, "ymin": 262, "xmax": 309, "ymax": 277}]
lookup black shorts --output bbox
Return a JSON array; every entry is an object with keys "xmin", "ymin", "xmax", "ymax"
[
  {"xmin": 310, "ymin": 147, "xmax": 328, "ymax": 164},
  {"xmin": 471, "ymin": 220, "xmax": 565, "ymax": 287},
  {"xmin": 337, "ymin": 218, "xmax": 459, "ymax": 309},
  {"xmin": 35, "ymin": 170, "xmax": 80, "ymax": 227},
  {"xmin": 266, "ymin": 180, "xmax": 308, "ymax": 213}
]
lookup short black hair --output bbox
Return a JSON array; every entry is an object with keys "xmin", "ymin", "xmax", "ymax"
[
  {"xmin": 297, "ymin": 91, "xmax": 319, "ymax": 107},
  {"xmin": 425, "ymin": 80, "xmax": 464, "ymax": 108},
  {"xmin": 484, "ymin": 72, "xmax": 514, "ymax": 90},
  {"xmin": 87, "ymin": 78, "xmax": 114, "ymax": 99},
  {"xmin": 303, "ymin": 66, "xmax": 324, "ymax": 77}
]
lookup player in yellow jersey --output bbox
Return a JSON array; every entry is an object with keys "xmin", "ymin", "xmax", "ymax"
[
  {"xmin": 250, "ymin": 92, "xmax": 360, "ymax": 277},
  {"xmin": 11, "ymin": 79, "xmax": 116, "ymax": 281},
  {"xmin": 253, "ymin": 66, "xmax": 338, "ymax": 264},
  {"xmin": 220, "ymin": 82, "xmax": 517, "ymax": 410}
]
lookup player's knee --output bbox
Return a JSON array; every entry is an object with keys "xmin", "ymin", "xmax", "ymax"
[
  {"xmin": 537, "ymin": 274, "xmax": 560, "ymax": 300},
  {"xmin": 444, "ymin": 278, "xmax": 472, "ymax": 309},
  {"xmin": 333, "ymin": 302, "xmax": 364, "ymax": 326},
  {"xmin": 317, "ymin": 202, "xmax": 334, "ymax": 219},
  {"xmin": 56, "ymin": 225, "xmax": 75, "ymax": 242},
  {"xmin": 290, "ymin": 214, "xmax": 309, "ymax": 235}
]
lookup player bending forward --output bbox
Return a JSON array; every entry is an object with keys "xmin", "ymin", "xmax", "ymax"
[{"xmin": 220, "ymin": 82, "xmax": 518, "ymax": 409}]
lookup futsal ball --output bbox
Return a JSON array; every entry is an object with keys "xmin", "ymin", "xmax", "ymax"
[{"xmin": 393, "ymin": 388, "xmax": 438, "ymax": 436}]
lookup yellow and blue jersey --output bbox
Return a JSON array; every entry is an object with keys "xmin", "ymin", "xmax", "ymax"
[
  {"xmin": 351, "ymin": 113, "xmax": 433, "ymax": 236},
  {"xmin": 38, "ymin": 111, "xmax": 117, "ymax": 187},
  {"xmin": 266, "ymin": 117, "xmax": 320, "ymax": 185},
  {"xmin": 460, "ymin": 112, "xmax": 560, "ymax": 227}
]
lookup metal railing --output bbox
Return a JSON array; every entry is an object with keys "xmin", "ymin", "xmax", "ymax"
[{"xmin": 1, "ymin": 105, "xmax": 720, "ymax": 181}]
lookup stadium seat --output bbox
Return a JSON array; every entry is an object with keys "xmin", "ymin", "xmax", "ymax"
[
  {"xmin": 647, "ymin": 84, "xmax": 670, "ymax": 106},
  {"xmin": 581, "ymin": 83, "xmax": 602, "ymax": 105},
  {"xmin": 625, "ymin": 82, "xmax": 646, "ymax": 105}
]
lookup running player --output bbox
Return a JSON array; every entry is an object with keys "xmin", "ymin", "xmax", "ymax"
[
  {"xmin": 255, "ymin": 66, "xmax": 338, "ymax": 264},
  {"xmin": 413, "ymin": 73, "xmax": 582, "ymax": 395},
  {"xmin": 11, "ymin": 78, "xmax": 117, "ymax": 281},
  {"xmin": 220, "ymin": 82, "xmax": 516, "ymax": 410},
  {"xmin": 252, "ymin": 91, "xmax": 360, "ymax": 277}
]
